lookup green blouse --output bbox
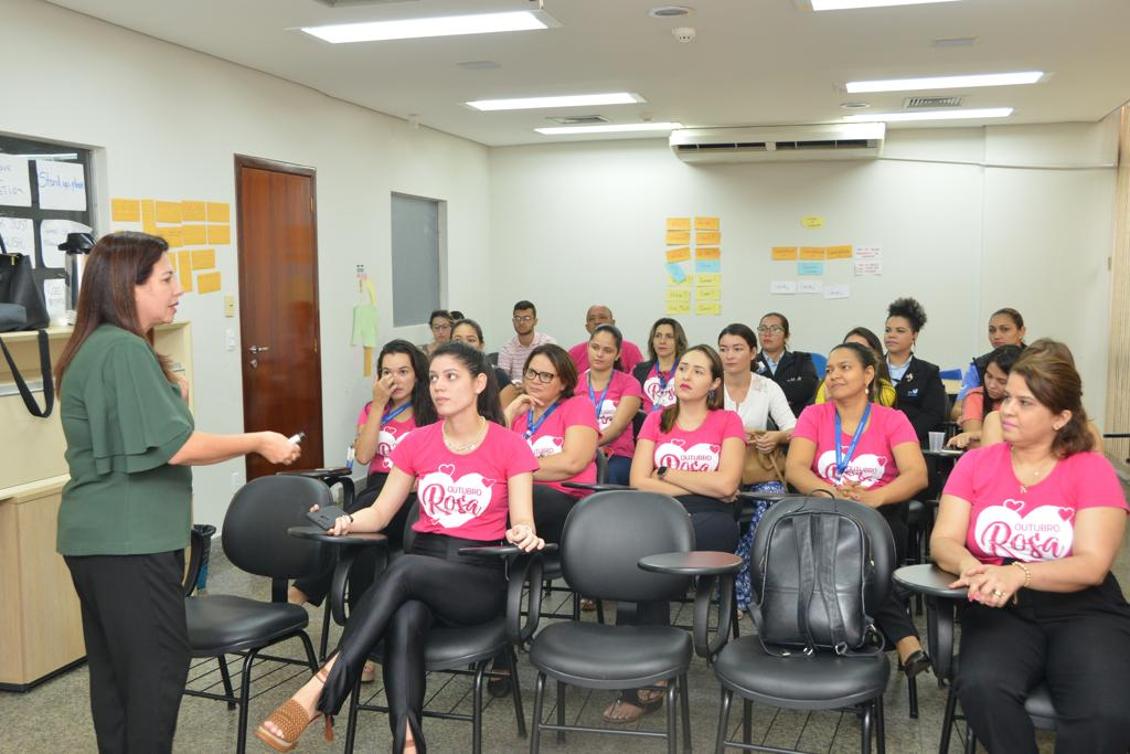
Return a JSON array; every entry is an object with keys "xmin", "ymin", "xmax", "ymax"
[{"xmin": 57, "ymin": 325, "xmax": 194, "ymax": 556}]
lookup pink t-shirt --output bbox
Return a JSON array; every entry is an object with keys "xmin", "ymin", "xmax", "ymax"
[
  {"xmin": 568, "ymin": 339, "xmax": 645, "ymax": 375},
  {"xmin": 792, "ymin": 402, "xmax": 919, "ymax": 489},
  {"xmin": 357, "ymin": 402, "xmax": 418, "ymax": 474},
  {"xmin": 638, "ymin": 409, "xmax": 745, "ymax": 471},
  {"xmin": 943, "ymin": 443, "xmax": 1128, "ymax": 565},
  {"xmin": 510, "ymin": 394, "xmax": 599, "ymax": 499},
  {"xmin": 390, "ymin": 422, "xmax": 539, "ymax": 541},
  {"xmin": 638, "ymin": 363, "xmax": 679, "ymax": 414},
  {"xmin": 959, "ymin": 387, "xmax": 1000, "ymax": 425},
  {"xmin": 574, "ymin": 370, "xmax": 643, "ymax": 460}
]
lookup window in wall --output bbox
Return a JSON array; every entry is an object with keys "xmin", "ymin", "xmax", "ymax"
[{"xmin": 390, "ymin": 192, "xmax": 445, "ymax": 327}]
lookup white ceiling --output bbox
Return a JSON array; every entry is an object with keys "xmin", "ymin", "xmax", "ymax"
[{"xmin": 46, "ymin": 0, "xmax": 1130, "ymax": 147}]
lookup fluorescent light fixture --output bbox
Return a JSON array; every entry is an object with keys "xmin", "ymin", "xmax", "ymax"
[
  {"xmin": 301, "ymin": 10, "xmax": 550, "ymax": 44},
  {"xmin": 810, "ymin": 0, "xmax": 960, "ymax": 9},
  {"xmin": 535, "ymin": 122, "xmax": 683, "ymax": 136},
  {"xmin": 846, "ymin": 71, "xmax": 1043, "ymax": 93},
  {"xmin": 468, "ymin": 92, "xmax": 644, "ymax": 112},
  {"xmin": 843, "ymin": 107, "xmax": 1013, "ymax": 122}
]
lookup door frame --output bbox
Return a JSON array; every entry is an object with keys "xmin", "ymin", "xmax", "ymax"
[{"xmin": 233, "ymin": 154, "xmax": 324, "ymax": 475}]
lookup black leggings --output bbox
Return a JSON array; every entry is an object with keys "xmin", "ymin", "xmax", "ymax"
[
  {"xmin": 316, "ymin": 533, "xmax": 506, "ymax": 753},
  {"xmin": 874, "ymin": 503, "xmax": 918, "ymax": 646},
  {"xmin": 532, "ymin": 485, "xmax": 579, "ymax": 545}
]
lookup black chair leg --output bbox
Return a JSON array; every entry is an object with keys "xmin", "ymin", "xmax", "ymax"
[
  {"xmin": 679, "ymin": 674, "xmax": 691, "ymax": 753},
  {"xmin": 742, "ymin": 699, "xmax": 752, "ymax": 744},
  {"xmin": 472, "ymin": 660, "xmax": 486, "ymax": 754},
  {"xmin": 507, "ymin": 646, "xmax": 527, "ymax": 738},
  {"xmin": 908, "ymin": 673, "xmax": 919, "ymax": 719},
  {"xmin": 216, "ymin": 655, "xmax": 237, "ymax": 710},
  {"xmin": 556, "ymin": 681, "xmax": 566, "ymax": 744},
  {"xmin": 666, "ymin": 680, "xmax": 678, "ymax": 754},
  {"xmin": 860, "ymin": 701, "xmax": 873, "ymax": 754},
  {"xmin": 963, "ymin": 721, "xmax": 976, "ymax": 754},
  {"xmin": 319, "ymin": 601, "xmax": 332, "ymax": 660},
  {"xmin": 596, "ymin": 599, "xmax": 606, "ymax": 624},
  {"xmin": 572, "ymin": 592, "xmax": 581, "ymax": 621},
  {"xmin": 530, "ymin": 673, "xmax": 545, "ymax": 754},
  {"xmin": 939, "ymin": 685, "xmax": 959, "ymax": 754},
  {"xmin": 297, "ymin": 631, "xmax": 319, "ymax": 674},
  {"xmin": 344, "ymin": 677, "xmax": 363, "ymax": 754},
  {"xmin": 714, "ymin": 688, "xmax": 732, "ymax": 754},
  {"xmin": 235, "ymin": 648, "xmax": 259, "ymax": 754},
  {"xmin": 875, "ymin": 695, "xmax": 886, "ymax": 754}
]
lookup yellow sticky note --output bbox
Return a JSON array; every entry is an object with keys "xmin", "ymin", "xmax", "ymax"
[
  {"xmin": 182, "ymin": 224, "xmax": 207, "ymax": 246},
  {"xmin": 801, "ymin": 216, "xmax": 824, "ymax": 229},
  {"xmin": 668, "ymin": 273, "xmax": 693, "ymax": 287},
  {"xmin": 697, "ymin": 246, "xmax": 721, "ymax": 260},
  {"xmin": 772, "ymin": 246, "xmax": 799, "ymax": 261},
  {"xmin": 696, "ymin": 273, "xmax": 721, "ymax": 286},
  {"xmin": 666, "ymin": 246, "xmax": 691, "ymax": 263},
  {"xmin": 168, "ymin": 253, "xmax": 178, "ymax": 273},
  {"xmin": 207, "ymin": 202, "xmax": 231, "ymax": 223},
  {"xmin": 177, "ymin": 251, "xmax": 193, "ymax": 292},
  {"xmin": 666, "ymin": 288, "xmax": 691, "ymax": 303},
  {"xmin": 666, "ymin": 300, "xmax": 691, "ymax": 315},
  {"xmin": 696, "ymin": 301, "xmax": 722, "ymax": 316},
  {"xmin": 141, "ymin": 199, "xmax": 156, "ymax": 225},
  {"xmin": 191, "ymin": 248, "xmax": 215, "ymax": 270},
  {"xmin": 182, "ymin": 201, "xmax": 207, "ymax": 222},
  {"xmin": 207, "ymin": 225, "xmax": 231, "ymax": 245},
  {"xmin": 799, "ymin": 246, "xmax": 826, "ymax": 260},
  {"xmin": 196, "ymin": 271, "xmax": 222, "ymax": 295},
  {"xmin": 694, "ymin": 216, "xmax": 720, "ymax": 231},
  {"xmin": 158, "ymin": 226, "xmax": 184, "ymax": 248},
  {"xmin": 696, "ymin": 286, "xmax": 721, "ymax": 302},
  {"xmin": 111, "ymin": 198, "xmax": 141, "ymax": 223},
  {"xmin": 826, "ymin": 245, "xmax": 853, "ymax": 260},
  {"xmin": 665, "ymin": 229, "xmax": 690, "ymax": 245},
  {"xmin": 156, "ymin": 201, "xmax": 182, "ymax": 224},
  {"xmin": 666, "ymin": 217, "xmax": 691, "ymax": 232},
  {"xmin": 696, "ymin": 230, "xmax": 721, "ymax": 245}
]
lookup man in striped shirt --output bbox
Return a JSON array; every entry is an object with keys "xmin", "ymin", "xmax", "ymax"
[{"xmin": 497, "ymin": 299, "xmax": 556, "ymax": 382}]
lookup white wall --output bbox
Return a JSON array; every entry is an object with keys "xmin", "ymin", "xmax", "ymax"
[
  {"xmin": 1, "ymin": 0, "xmax": 491, "ymax": 527},
  {"xmin": 487, "ymin": 122, "xmax": 1117, "ymax": 423}
]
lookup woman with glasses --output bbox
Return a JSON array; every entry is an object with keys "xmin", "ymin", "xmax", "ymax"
[
  {"xmin": 420, "ymin": 309, "xmax": 454, "ymax": 356},
  {"xmin": 505, "ymin": 344, "xmax": 600, "ymax": 545},
  {"xmin": 632, "ymin": 318, "xmax": 688, "ymax": 415},
  {"xmin": 753, "ymin": 312, "xmax": 819, "ymax": 418}
]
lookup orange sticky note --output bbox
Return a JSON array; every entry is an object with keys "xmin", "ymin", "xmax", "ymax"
[
  {"xmin": 207, "ymin": 225, "xmax": 231, "ymax": 245},
  {"xmin": 111, "ymin": 198, "xmax": 140, "ymax": 223},
  {"xmin": 694, "ymin": 216, "xmax": 720, "ymax": 231},
  {"xmin": 196, "ymin": 271, "xmax": 221, "ymax": 295},
  {"xmin": 190, "ymin": 248, "xmax": 215, "ymax": 270},
  {"xmin": 666, "ymin": 217, "xmax": 690, "ymax": 232},
  {"xmin": 799, "ymin": 246, "xmax": 826, "ymax": 260},
  {"xmin": 696, "ymin": 246, "xmax": 721, "ymax": 260},
  {"xmin": 177, "ymin": 251, "xmax": 193, "ymax": 292},
  {"xmin": 665, "ymin": 229, "xmax": 690, "ymax": 245},
  {"xmin": 772, "ymin": 246, "xmax": 798, "ymax": 261},
  {"xmin": 157, "ymin": 226, "xmax": 184, "ymax": 248},
  {"xmin": 181, "ymin": 201, "xmax": 207, "ymax": 221},
  {"xmin": 182, "ymin": 224, "xmax": 207, "ymax": 246},
  {"xmin": 696, "ymin": 230, "xmax": 721, "ymax": 245},
  {"xmin": 666, "ymin": 246, "xmax": 691, "ymax": 263},
  {"xmin": 156, "ymin": 201, "xmax": 182, "ymax": 224},
  {"xmin": 206, "ymin": 202, "xmax": 230, "ymax": 223},
  {"xmin": 826, "ymin": 245, "xmax": 853, "ymax": 260}
]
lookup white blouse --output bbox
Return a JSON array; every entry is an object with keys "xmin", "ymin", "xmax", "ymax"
[{"xmin": 724, "ymin": 374, "xmax": 797, "ymax": 433}]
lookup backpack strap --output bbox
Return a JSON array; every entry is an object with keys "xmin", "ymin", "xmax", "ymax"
[
  {"xmin": 0, "ymin": 329, "xmax": 55, "ymax": 418},
  {"xmin": 793, "ymin": 514, "xmax": 817, "ymax": 655},
  {"xmin": 817, "ymin": 514, "xmax": 851, "ymax": 654}
]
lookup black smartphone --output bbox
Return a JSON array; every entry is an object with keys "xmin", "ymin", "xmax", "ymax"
[{"xmin": 306, "ymin": 505, "xmax": 349, "ymax": 530}]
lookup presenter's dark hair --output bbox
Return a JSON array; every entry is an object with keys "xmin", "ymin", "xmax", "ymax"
[
  {"xmin": 430, "ymin": 341, "xmax": 506, "ymax": 425},
  {"xmin": 378, "ymin": 340, "xmax": 437, "ymax": 426}
]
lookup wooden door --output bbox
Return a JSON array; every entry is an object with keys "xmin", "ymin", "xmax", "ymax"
[{"xmin": 235, "ymin": 156, "xmax": 324, "ymax": 479}]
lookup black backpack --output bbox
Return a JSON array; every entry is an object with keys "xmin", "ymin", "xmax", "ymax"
[{"xmin": 751, "ymin": 496, "xmax": 892, "ymax": 657}]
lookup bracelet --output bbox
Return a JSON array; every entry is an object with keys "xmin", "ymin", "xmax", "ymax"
[{"xmin": 1012, "ymin": 561, "xmax": 1031, "ymax": 588}]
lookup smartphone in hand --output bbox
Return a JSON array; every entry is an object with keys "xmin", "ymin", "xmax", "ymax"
[{"xmin": 306, "ymin": 505, "xmax": 349, "ymax": 530}]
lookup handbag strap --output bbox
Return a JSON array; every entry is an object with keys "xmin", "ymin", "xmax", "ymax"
[{"xmin": 0, "ymin": 330, "xmax": 55, "ymax": 418}]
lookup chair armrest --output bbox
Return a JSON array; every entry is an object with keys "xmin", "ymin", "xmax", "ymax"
[
  {"xmin": 562, "ymin": 481, "xmax": 633, "ymax": 492},
  {"xmin": 287, "ymin": 527, "xmax": 389, "ymax": 626},
  {"xmin": 894, "ymin": 565, "xmax": 964, "ymax": 682},
  {"xmin": 506, "ymin": 553, "xmax": 545, "ymax": 644},
  {"xmin": 278, "ymin": 467, "xmax": 357, "ymax": 508},
  {"xmin": 457, "ymin": 543, "xmax": 559, "ymax": 557},
  {"xmin": 637, "ymin": 552, "xmax": 742, "ymax": 661},
  {"xmin": 637, "ymin": 551, "xmax": 742, "ymax": 576},
  {"xmin": 184, "ymin": 527, "xmax": 206, "ymax": 597}
]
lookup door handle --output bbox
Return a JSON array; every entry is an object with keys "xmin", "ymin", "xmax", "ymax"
[{"xmin": 248, "ymin": 345, "xmax": 270, "ymax": 354}]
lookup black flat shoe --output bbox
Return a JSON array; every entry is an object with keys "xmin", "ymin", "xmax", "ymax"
[
  {"xmin": 901, "ymin": 649, "xmax": 931, "ymax": 680},
  {"xmin": 487, "ymin": 671, "xmax": 512, "ymax": 698}
]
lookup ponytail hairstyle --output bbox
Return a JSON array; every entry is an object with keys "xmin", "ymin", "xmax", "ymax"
[
  {"xmin": 377, "ymin": 339, "xmax": 437, "ymax": 427},
  {"xmin": 828, "ymin": 342, "xmax": 880, "ymax": 403},
  {"xmin": 843, "ymin": 326, "xmax": 891, "ymax": 387},
  {"xmin": 430, "ymin": 341, "xmax": 506, "ymax": 426},
  {"xmin": 1009, "ymin": 343, "xmax": 1091, "ymax": 457},
  {"xmin": 589, "ymin": 324, "xmax": 624, "ymax": 371},
  {"xmin": 660, "ymin": 344, "xmax": 725, "ymax": 433}
]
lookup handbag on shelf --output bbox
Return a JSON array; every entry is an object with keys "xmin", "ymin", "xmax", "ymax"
[{"xmin": 0, "ymin": 230, "xmax": 56, "ymax": 417}]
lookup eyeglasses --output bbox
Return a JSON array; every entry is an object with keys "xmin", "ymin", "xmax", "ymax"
[
  {"xmin": 524, "ymin": 368, "xmax": 557, "ymax": 384},
  {"xmin": 431, "ymin": 323, "xmax": 452, "ymax": 331},
  {"xmin": 757, "ymin": 325, "xmax": 784, "ymax": 334},
  {"xmin": 512, "ymin": 315, "xmax": 534, "ymax": 323}
]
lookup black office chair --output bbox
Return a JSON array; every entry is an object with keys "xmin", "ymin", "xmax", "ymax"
[
  {"xmin": 527, "ymin": 490, "xmax": 700, "ymax": 754},
  {"xmin": 182, "ymin": 475, "xmax": 326, "ymax": 754},
  {"xmin": 703, "ymin": 496, "xmax": 895, "ymax": 754}
]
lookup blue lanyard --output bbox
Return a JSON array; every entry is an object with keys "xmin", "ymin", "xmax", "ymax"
[
  {"xmin": 587, "ymin": 373, "xmax": 611, "ymax": 421},
  {"xmin": 649, "ymin": 363, "xmax": 677, "ymax": 412},
  {"xmin": 381, "ymin": 402, "xmax": 411, "ymax": 425},
  {"xmin": 834, "ymin": 403, "xmax": 872, "ymax": 476},
  {"xmin": 524, "ymin": 401, "xmax": 560, "ymax": 440}
]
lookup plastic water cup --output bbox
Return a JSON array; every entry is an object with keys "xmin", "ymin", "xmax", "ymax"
[{"xmin": 928, "ymin": 432, "xmax": 945, "ymax": 452}]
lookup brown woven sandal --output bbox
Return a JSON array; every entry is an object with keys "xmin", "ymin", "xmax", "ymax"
[{"xmin": 254, "ymin": 669, "xmax": 334, "ymax": 751}]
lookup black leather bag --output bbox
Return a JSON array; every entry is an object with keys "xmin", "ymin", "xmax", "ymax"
[
  {"xmin": 0, "ymin": 248, "xmax": 49, "ymax": 332},
  {"xmin": 753, "ymin": 497, "xmax": 881, "ymax": 656}
]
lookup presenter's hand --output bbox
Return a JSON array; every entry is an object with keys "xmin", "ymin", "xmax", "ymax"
[
  {"xmin": 257, "ymin": 432, "xmax": 302, "ymax": 465},
  {"xmin": 505, "ymin": 523, "xmax": 544, "ymax": 552}
]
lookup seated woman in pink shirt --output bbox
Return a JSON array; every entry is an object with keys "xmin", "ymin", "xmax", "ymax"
[
  {"xmin": 256, "ymin": 342, "xmax": 544, "ymax": 754},
  {"xmin": 505, "ymin": 344, "xmax": 600, "ymax": 544},
  {"xmin": 947, "ymin": 344, "xmax": 1022, "ymax": 450},
  {"xmin": 575, "ymin": 325, "xmax": 642, "ymax": 486},
  {"xmin": 931, "ymin": 345, "xmax": 1130, "ymax": 753},
  {"xmin": 786, "ymin": 342, "xmax": 931, "ymax": 679}
]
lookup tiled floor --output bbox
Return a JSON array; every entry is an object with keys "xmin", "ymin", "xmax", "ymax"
[{"xmin": 5, "ymin": 531, "xmax": 1125, "ymax": 754}]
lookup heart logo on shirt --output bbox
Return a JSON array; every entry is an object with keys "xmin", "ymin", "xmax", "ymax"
[
  {"xmin": 529, "ymin": 435, "xmax": 564, "ymax": 458},
  {"xmin": 815, "ymin": 451, "xmax": 888, "ymax": 488},
  {"xmin": 417, "ymin": 466, "xmax": 493, "ymax": 529},
  {"xmin": 375, "ymin": 425, "xmax": 410, "ymax": 471},
  {"xmin": 597, "ymin": 399, "xmax": 617, "ymax": 430},
  {"xmin": 973, "ymin": 501, "xmax": 1075, "ymax": 562},
  {"xmin": 1057, "ymin": 508, "xmax": 1074, "ymax": 522},
  {"xmin": 643, "ymin": 376, "xmax": 676, "ymax": 407},
  {"xmin": 654, "ymin": 440, "xmax": 722, "ymax": 472},
  {"xmin": 1004, "ymin": 499, "xmax": 1025, "ymax": 512}
]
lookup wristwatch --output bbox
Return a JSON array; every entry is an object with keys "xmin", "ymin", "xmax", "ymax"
[{"xmin": 657, "ymin": 465, "xmax": 669, "ymax": 479}]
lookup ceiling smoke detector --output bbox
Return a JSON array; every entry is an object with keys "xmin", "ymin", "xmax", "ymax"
[{"xmin": 672, "ymin": 26, "xmax": 696, "ymax": 43}]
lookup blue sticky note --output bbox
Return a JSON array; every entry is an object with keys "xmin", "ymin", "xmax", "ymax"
[
  {"xmin": 797, "ymin": 261, "xmax": 824, "ymax": 276},
  {"xmin": 695, "ymin": 259, "xmax": 721, "ymax": 274},
  {"xmin": 665, "ymin": 262, "xmax": 687, "ymax": 283}
]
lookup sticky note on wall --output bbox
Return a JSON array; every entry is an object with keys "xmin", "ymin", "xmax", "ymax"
[
  {"xmin": 666, "ymin": 217, "xmax": 690, "ymax": 231},
  {"xmin": 156, "ymin": 201, "xmax": 182, "ymax": 224},
  {"xmin": 182, "ymin": 201, "xmax": 207, "ymax": 221},
  {"xmin": 696, "ymin": 230, "xmax": 721, "ymax": 245},
  {"xmin": 111, "ymin": 198, "xmax": 140, "ymax": 222},
  {"xmin": 696, "ymin": 246, "xmax": 721, "ymax": 260},
  {"xmin": 196, "ymin": 271, "xmax": 221, "ymax": 295},
  {"xmin": 177, "ymin": 251, "xmax": 193, "ymax": 292},
  {"xmin": 666, "ymin": 246, "xmax": 691, "ymax": 263},
  {"xmin": 799, "ymin": 246, "xmax": 826, "ymax": 260},
  {"xmin": 207, "ymin": 225, "xmax": 231, "ymax": 245},
  {"xmin": 157, "ymin": 226, "xmax": 184, "ymax": 248},
  {"xmin": 826, "ymin": 245, "xmax": 853, "ymax": 260},
  {"xmin": 694, "ymin": 216, "xmax": 719, "ymax": 231},
  {"xmin": 772, "ymin": 246, "xmax": 798, "ymax": 261},
  {"xmin": 182, "ymin": 224, "xmax": 207, "ymax": 245},
  {"xmin": 141, "ymin": 200, "xmax": 156, "ymax": 234},
  {"xmin": 207, "ymin": 202, "xmax": 230, "ymax": 223},
  {"xmin": 665, "ymin": 229, "xmax": 690, "ymax": 245},
  {"xmin": 190, "ymin": 248, "xmax": 215, "ymax": 270}
]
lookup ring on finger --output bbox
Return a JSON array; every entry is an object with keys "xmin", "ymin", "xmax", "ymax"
[{"xmin": 992, "ymin": 589, "xmax": 1004, "ymax": 598}]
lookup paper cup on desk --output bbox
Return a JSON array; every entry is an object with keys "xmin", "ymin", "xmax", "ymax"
[{"xmin": 928, "ymin": 432, "xmax": 945, "ymax": 452}]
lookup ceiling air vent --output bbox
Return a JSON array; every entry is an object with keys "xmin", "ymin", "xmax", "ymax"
[
  {"xmin": 313, "ymin": 0, "xmax": 419, "ymax": 6},
  {"xmin": 671, "ymin": 124, "xmax": 884, "ymax": 163},
  {"xmin": 548, "ymin": 115, "xmax": 609, "ymax": 125},
  {"xmin": 904, "ymin": 96, "xmax": 964, "ymax": 109}
]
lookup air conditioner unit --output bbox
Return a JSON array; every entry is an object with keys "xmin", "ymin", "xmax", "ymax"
[{"xmin": 670, "ymin": 123, "xmax": 885, "ymax": 163}]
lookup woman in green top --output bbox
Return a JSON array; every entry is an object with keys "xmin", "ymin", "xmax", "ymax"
[{"xmin": 55, "ymin": 231, "xmax": 301, "ymax": 753}]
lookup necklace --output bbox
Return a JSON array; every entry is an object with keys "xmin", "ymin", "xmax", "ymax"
[
  {"xmin": 443, "ymin": 417, "xmax": 487, "ymax": 453},
  {"xmin": 1012, "ymin": 449, "xmax": 1056, "ymax": 493}
]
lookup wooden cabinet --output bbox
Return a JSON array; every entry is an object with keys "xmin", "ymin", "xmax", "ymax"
[{"xmin": 0, "ymin": 322, "xmax": 193, "ymax": 690}]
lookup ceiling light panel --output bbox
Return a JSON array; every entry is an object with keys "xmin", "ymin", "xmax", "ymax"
[
  {"xmin": 846, "ymin": 71, "xmax": 1044, "ymax": 93},
  {"xmin": 467, "ymin": 92, "xmax": 644, "ymax": 111},
  {"xmin": 843, "ymin": 107, "xmax": 1013, "ymax": 122},
  {"xmin": 300, "ymin": 10, "xmax": 552, "ymax": 43},
  {"xmin": 809, "ymin": 0, "xmax": 961, "ymax": 9},
  {"xmin": 536, "ymin": 122, "xmax": 683, "ymax": 135}
]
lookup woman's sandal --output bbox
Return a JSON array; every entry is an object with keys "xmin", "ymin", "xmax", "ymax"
[
  {"xmin": 254, "ymin": 671, "xmax": 333, "ymax": 752},
  {"xmin": 602, "ymin": 688, "xmax": 664, "ymax": 724}
]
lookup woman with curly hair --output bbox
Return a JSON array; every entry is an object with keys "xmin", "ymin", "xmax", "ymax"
[{"xmin": 883, "ymin": 297, "xmax": 948, "ymax": 443}]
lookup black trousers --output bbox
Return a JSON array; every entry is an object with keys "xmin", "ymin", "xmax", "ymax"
[
  {"xmin": 532, "ymin": 485, "xmax": 579, "ymax": 545},
  {"xmin": 65, "ymin": 550, "xmax": 189, "ymax": 754},
  {"xmin": 316, "ymin": 533, "xmax": 506, "ymax": 753},
  {"xmin": 292, "ymin": 473, "xmax": 415, "ymax": 608},
  {"xmin": 874, "ymin": 503, "xmax": 918, "ymax": 645},
  {"xmin": 956, "ymin": 574, "xmax": 1130, "ymax": 754}
]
